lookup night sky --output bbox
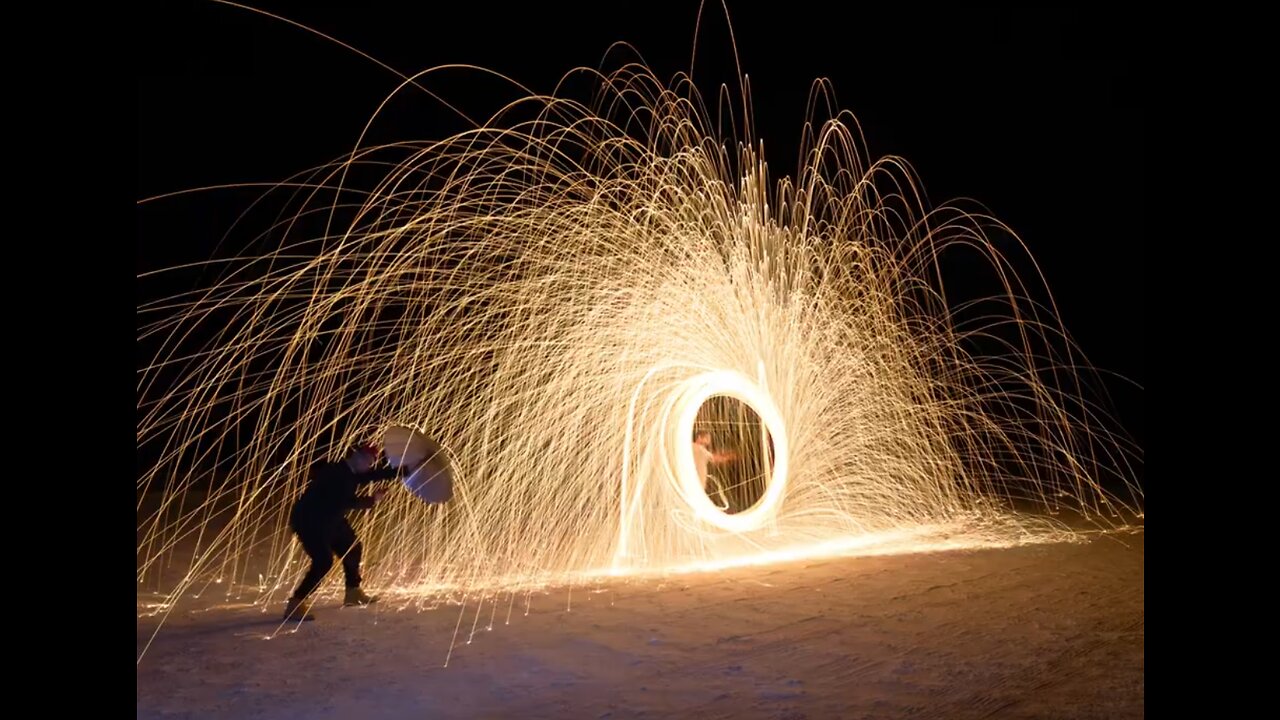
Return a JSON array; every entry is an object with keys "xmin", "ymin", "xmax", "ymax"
[{"xmin": 138, "ymin": 2, "xmax": 1143, "ymax": 475}]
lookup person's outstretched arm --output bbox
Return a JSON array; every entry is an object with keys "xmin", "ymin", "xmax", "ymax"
[{"xmin": 354, "ymin": 467, "xmax": 401, "ymax": 485}]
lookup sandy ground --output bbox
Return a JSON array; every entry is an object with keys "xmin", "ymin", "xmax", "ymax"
[{"xmin": 137, "ymin": 524, "xmax": 1143, "ymax": 719}]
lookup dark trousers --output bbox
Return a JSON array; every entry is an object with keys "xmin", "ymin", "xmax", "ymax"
[{"xmin": 289, "ymin": 516, "xmax": 363, "ymax": 600}]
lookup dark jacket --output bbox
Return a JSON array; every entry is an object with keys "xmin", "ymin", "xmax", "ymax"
[{"xmin": 290, "ymin": 460, "xmax": 399, "ymax": 527}]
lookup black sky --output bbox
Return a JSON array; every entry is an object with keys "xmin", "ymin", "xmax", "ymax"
[{"xmin": 138, "ymin": 2, "xmax": 1143, "ymax": 455}]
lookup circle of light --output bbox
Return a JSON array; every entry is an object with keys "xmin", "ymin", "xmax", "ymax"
[{"xmin": 672, "ymin": 370, "xmax": 789, "ymax": 533}]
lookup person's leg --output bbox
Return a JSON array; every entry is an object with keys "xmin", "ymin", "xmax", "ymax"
[
  {"xmin": 331, "ymin": 518, "xmax": 378, "ymax": 605},
  {"xmin": 284, "ymin": 524, "xmax": 332, "ymax": 620},
  {"xmin": 706, "ymin": 475, "xmax": 730, "ymax": 510},
  {"xmin": 330, "ymin": 518, "xmax": 363, "ymax": 588}
]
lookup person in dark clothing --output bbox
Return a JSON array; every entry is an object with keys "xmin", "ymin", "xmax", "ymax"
[{"xmin": 283, "ymin": 443, "xmax": 417, "ymax": 621}]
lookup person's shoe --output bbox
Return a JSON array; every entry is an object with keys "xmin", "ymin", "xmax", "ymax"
[
  {"xmin": 344, "ymin": 587, "xmax": 379, "ymax": 606},
  {"xmin": 283, "ymin": 597, "xmax": 315, "ymax": 621}
]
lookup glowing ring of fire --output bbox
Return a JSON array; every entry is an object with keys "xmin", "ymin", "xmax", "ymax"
[{"xmin": 673, "ymin": 370, "xmax": 789, "ymax": 532}]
